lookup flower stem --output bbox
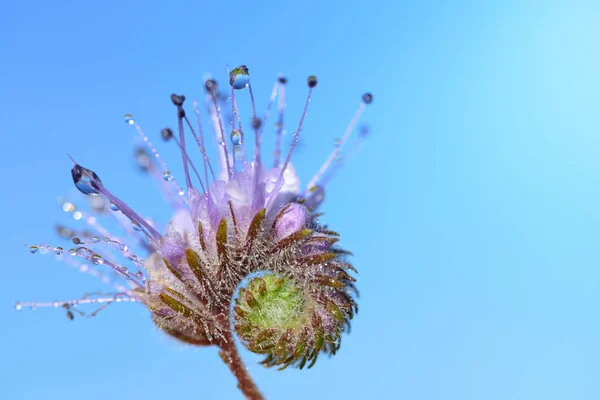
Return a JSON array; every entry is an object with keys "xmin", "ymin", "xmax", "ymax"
[{"xmin": 219, "ymin": 334, "xmax": 264, "ymax": 400}]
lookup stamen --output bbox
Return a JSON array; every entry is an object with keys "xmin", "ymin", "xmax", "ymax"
[
  {"xmin": 190, "ymin": 102, "xmax": 217, "ymax": 185},
  {"xmin": 273, "ymin": 77, "xmax": 287, "ymax": 167},
  {"xmin": 267, "ymin": 76, "xmax": 316, "ymax": 209},
  {"xmin": 230, "ymin": 85, "xmax": 247, "ymax": 165},
  {"xmin": 126, "ymin": 115, "xmax": 186, "ymax": 200},
  {"xmin": 305, "ymin": 94, "xmax": 371, "ymax": 193},
  {"xmin": 171, "ymin": 95, "xmax": 195, "ymax": 191},
  {"xmin": 206, "ymin": 79, "xmax": 233, "ymax": 180},
  {"xmin": 15, "ymin": 293, "xmax": 137, "ymax": 316}
]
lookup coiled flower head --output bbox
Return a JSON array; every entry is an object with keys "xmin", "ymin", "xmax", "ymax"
[{"xmin": 18, "ymin": 67, "xmax": 372, "ymax": 372}]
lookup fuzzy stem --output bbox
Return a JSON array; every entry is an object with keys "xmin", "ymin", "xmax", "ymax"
[{"xmin": 219, "ymin": 333, "xmax": 264, "ymax": 400}]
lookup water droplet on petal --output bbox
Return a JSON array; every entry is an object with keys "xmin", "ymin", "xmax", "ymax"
[
  {"xmin": 162, "ymin": 171, "xmax": 174, "ymax": 181},
  {"xmin": 29, "ymin": 245, "xmax": 39, "ymax": 254},
  {"xmin": 230, "ymin": 130, "xmax": 241, "ymax": 145},
  {"xmin": 109, "ymin": 202, "xmax": 120, "ymax": 211},
  {"xmin": 124, "ymin": 113, "xmax": 135, "ymax": 125},
  {"xmin": 91, "ymin": 254, "xmax": 104, "ymax": 265},
  {"xmin": 305, "ymin": 185, "xmax": 325, "ymax": 209},
  {"xmin": 71, "ymin": 164, "xmax": 103, "ymax": 196},
  {"xmin": 229, "ymin": 65, "xmax": 250, "ymax": 90}
]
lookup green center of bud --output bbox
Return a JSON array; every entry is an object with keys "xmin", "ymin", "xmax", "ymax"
[
  {"xmin": 245, "ymin": 274, "xmax": 305, "ymax": 329},
  {"xmin": 236, "ymin": 274, "xmax": 307, "ymax": 332}
]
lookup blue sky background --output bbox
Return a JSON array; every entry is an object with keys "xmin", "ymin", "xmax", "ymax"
[{"xmin": 2, "ymin": 1, "xmax": 600, "ymax": 399}]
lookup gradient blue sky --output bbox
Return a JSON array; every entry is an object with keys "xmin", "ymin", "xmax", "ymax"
[{"xmin": 2, "ymin": 1, "xmax": 600, "ymax": 399}]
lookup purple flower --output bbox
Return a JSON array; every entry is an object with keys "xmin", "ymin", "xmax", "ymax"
[{"xmin": 19, "ymin": 67, "xmax": 372, "ymax": 399}]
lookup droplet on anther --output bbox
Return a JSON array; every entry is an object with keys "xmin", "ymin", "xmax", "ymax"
[
  {"xmin": 229, "ymin": 65, "xmax": 250, "ymax": 90},
  {"xmin": 71, "ymin": 164, "xmax": 103, "ymax": 196},
  {"xmin": 307, "ymin": 75, "xmax": 318, "ymax": 88},
  {"xmin": 170, "ymin": 94, "xmax": 186, "ymax": 107},
  {"xmin": 278, "ymin": 76, "xmax": 288, "ymax": 85},
  {"xmin": 362, "ymin": 93, "xmax": 373, "ymax": 104},
  {"xmin": 205, "ymin": 79, "xmax": 218, "ymax": 94},
  {"xmin": 72, "ymin": 237, "xmax": 81, "ymax": 245},
  {"xmin": 161, "ymin": 128, "xmax": 173, "ymax": 141}
]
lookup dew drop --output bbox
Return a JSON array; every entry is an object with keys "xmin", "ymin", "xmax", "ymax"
[
  {"xmin": 230, "ymin": 130, "xmax": 241, "ymax": 145},
  {"xmin": 124, "ymin": 113, "xmax": 135, "ymax": 125},
  {"xmin": 119, "ymin": 243, "xmax": 129, "ymax": 252},
  {"xmin": 229, "ymin": 65, "xmax": 250, "ymax": 90},
  {"xmin": 161, "ymin": 128, "xmax": 173, "ymax": 141},
  {"xmin": 178, "ymin": 189, "xmax": 185, "ymax": 196},
  {"xmin": 362, "ymin": 93, "xmax": 373, "ymax": 104},
  {"xmin": 333, "ymin": 138, "xmax": 341, "ymax": 147},
  {"xmin": 69, "ymin": 248, "xmax": 76, "ymax": 255},
  {"xmin": 92, "ymin": 236, "xmax": 101, "ymax": 243},
  {"xmin": 71, "ymin": 164, "xmax": 103, "ymax": 196},
  {"xmin": 62, "ymin": 202, "xmax": 75, "ymax": 212},
  {"xmin": 14, "ymin": 302, "xmax": 22, "ymax": 311},
  {"xmin": 29, "ymin": 245, "xmax": 39, "ymax": 254},
  {"xmin": 109, "ymin": 202, "xmax": 120, "ymax": 211},
  {"xmin": 131, "ymin": 222, "xmax": 142, "ymax": 231},
  {"xmin": 39, "ymin": 247, "xmax": 48, "ymax": 255},
  {"xmin": 73, "ymin": 211, "xmax": 83, "ymax": 220},
  {"xmin": 52, "ymin": 301, "xmax": 60, "ymax": 308},
  {"xmin": 54, "ymin": 246, "xmax": 64, "ymax": 255},
  {"xmin": 162, "ymin": 171, "xmax": 174, "ymax": 181},
  {"xmin": 307, "ymin": 75, "xmax": 318, "ymax": 88},
  {"xmin": 72, "ymin": 237, "xmax": 82, "ymax": 245},
  {"xmin": 91, "ymin": 254, "xmax": 104, "ymax": 265}
]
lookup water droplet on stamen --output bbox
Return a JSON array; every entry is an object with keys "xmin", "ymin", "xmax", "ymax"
[
  {"xmin": 14, "ymin": 302, "xmax": 22, "ymax": 310},
  {"xmin": 229, "ymin": 65, "xmax": 250, "ymax": 90},
  {"xmin": 72, "ymin": 237, "xmax": 82, "ymax": 245},
  {"xmin": 109, "ymin": 202, "xmax": 120, "ymax": 211},
  {"xmin": 29, "ymin": 245, "xmax": 39, "ymax": 254},
  {"xmin": 230, "ymin": 130, "xmax": 241, "ymax": 145},
  {"xmin": 162, "ymin": 171, "xmax": 174, "ymax": 181},
  {"xmin": 124, "ymin": 113, "xmax": 135, "ymax": 125},
  {"xmin": 71, "ymin": 164, "xmax": 103, "ymax": 196},
  {"xmin": 307, "ymin": 75, "xmax": 318, "ymax": 88},
  {"xmin": 205, "ymin": 79, "xmax": 218, "ymax": 94},
  {"xmin": 52, "ymin": 301, "xmax": 60, "ymax": 308},
  {"xmin": 131, "ymin": 222, "xmax": 142, "ymax": 231},
  {"xmin": 91, "ymin": 254, "xmax": 104, "ymax": 265},
  {"xmin": 54, "ymin": 246, "xmax": 64, "ymax": 255},
  {"xmin": 362, "ymin": 93, "xmax": 373, "ymax": 104},
  {"xmin": 92, "ymin": 236, "xmax": 100, "ymax": 243}
]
